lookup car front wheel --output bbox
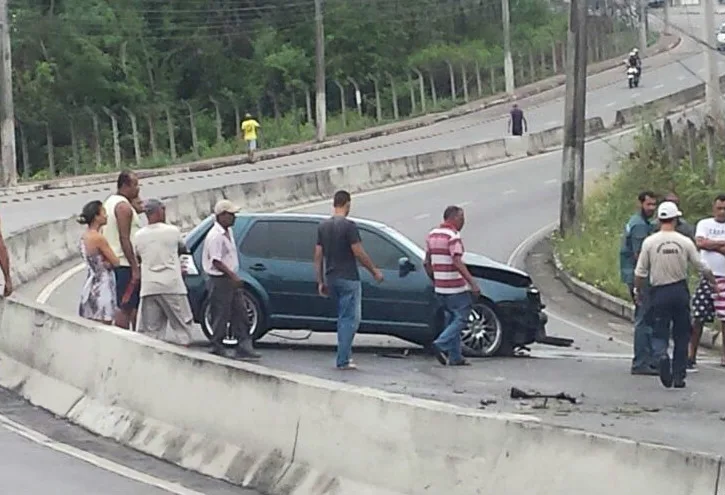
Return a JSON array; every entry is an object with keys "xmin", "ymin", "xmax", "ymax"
[
  {"xmin": 200, "ymin": 288, "xmax": 266, "ymax": 346},
  {"xmin": 461, "ymin": 301, "xmax": 510, "ymax": 358}
]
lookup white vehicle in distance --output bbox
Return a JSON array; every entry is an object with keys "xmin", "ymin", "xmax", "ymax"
[{"xmin": 717, "ymin": 22, "xmax": 725, "ymax": 51}]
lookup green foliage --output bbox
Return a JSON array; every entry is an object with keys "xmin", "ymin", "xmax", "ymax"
[
  {"xmin": 9, "ymin": 0, "xmax": 618, "ymax": 180},
  {"xmin": 555, "ymin": 124, "xmax": 722, "ymax": 300}
]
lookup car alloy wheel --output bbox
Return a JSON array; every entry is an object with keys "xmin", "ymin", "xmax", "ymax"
[
  {"xmin": 203, "ymin": 291, "xmax": 259, "ymax": 346},
  {"xmin": 461, "ymin": 302, "xmax": 503, "ymax": 357}
]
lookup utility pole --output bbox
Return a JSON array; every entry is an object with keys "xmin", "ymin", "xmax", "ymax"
[
  {"xmin": 314, "ymin": 0, "xmax": 327, "ymax": 142},
  {"xmin": 559, "ymin": 0, "xmax": 588, "ymax": 236},
  {"xmin": 502, "ymin": 0, "xmax": 514, "ymax": 96},
  {"xmin": 638, "ymin": 0, "xmax": 647, "ymax": 53},
  {"xmin": 703, "ymin": 0, "xmax": 723, "ymax": 126},
  {"xmin": 0, "ymin": 0, "xmax": 16, "ymax": 187},
  {"xmin": 663, "ymin": 0, "xmax": 670, "ymax": 36}
]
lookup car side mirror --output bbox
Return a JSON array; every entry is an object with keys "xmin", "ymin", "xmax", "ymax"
[{"xmin": 398, "ymin": 257, "xmax": 415, "ymax": 277}]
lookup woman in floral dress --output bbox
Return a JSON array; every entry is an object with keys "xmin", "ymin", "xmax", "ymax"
[{"xmin": 77, "ymin": 200, "xmax": 120, "ymax": 324}]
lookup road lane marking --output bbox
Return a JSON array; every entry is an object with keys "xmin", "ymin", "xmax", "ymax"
[
  {"xmin": 502, "ymin": 189, "xmax": 516, "ymax": 195},
  {"xmin": 36, "ymin": 263, "xmax": 86, "ymax": 304},
  {"xmin": 653, "ymin": 83, "xmax": 665, "ymax": 90},
  {"xmin": 413, "ymin": 213, "xmax": 430, "ymax": 220},
  {"xmin": 0, "ymin": 414, "xmax": 207, "ymax": 495},
  {"xmin": 544, "ymin": 179, "xmax": 557, "ymax": 184},
  {"xmin": 606, "ymin": 102, "xmax": 616, "ymax": 107},
  {"xmin": 459, "ymin": 200, "xmax": 473, "ymax": 207}
]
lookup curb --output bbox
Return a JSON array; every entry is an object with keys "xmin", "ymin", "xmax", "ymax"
[
  {"xmin": 5, "ymin": 33, "xmax": 681, "ymax": 196},
  {"xmin": 551, "ymin": 248, "xmax": 724, "ymax": 354}
]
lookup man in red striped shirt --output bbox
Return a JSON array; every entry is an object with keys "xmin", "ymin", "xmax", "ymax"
[{"xmin": 424, "ymin": 206, "xmax": 480, "ymax": 366}]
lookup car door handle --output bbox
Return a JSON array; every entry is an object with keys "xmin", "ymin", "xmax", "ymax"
[{"xmin": 249, "ymin": 263, "xmax": 267, "ymax": 272}]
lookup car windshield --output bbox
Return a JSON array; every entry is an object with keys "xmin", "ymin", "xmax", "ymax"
[{"xmin": 379, "ymin": 225, "xmax": 426, "ymax": 259}]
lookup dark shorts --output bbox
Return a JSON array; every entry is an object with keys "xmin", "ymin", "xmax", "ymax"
[
  {"xmin": 114, "ymin": 266, "xmax": 140, "ymax": 311},
  {"xmin": 692, "ymin": 277, "xmax": 716, "ymax": 323}
]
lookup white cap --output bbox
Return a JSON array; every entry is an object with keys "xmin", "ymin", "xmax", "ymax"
[
  {"xmin": 214, "ymin": 199, "xmax": 240, "ymax": 216},
  {"xmin": 657, "ymin": 201, "xmax": 682, "ymax": 220}
]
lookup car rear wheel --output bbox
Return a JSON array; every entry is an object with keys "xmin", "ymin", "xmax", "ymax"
[
  {"xmin": 200, "ymin": 288, "xmax": 266, "ymax": 346},
  {"xmin": 461, "ymin": 301, "xmax": 510, "ymax": 358}
]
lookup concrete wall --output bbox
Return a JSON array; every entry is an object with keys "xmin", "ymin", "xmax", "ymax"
[{"xmin": 0, "ymin": 298, "xmax": 722, "ymax": 495}]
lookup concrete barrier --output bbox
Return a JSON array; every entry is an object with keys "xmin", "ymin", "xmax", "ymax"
[{"xmin": 0, "ymin": 297, "xmax": 722, "ymax": 495}]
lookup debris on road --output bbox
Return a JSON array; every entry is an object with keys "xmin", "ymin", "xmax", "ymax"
[{"xmin": 510, "ymin": 386, "xmax": 578, "ymax": 405}]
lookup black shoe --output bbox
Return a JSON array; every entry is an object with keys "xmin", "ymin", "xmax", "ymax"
[
  {"xmin": 631, "ymin": 366, "xmax": 659, "ymax": 376},
  {"xmin": 235, "ymin": 347, "xmax": 261, "ymax": 360},
  {"xmin": 449, "ymin": 359, "xmax": 471, "ymax": 366},
  {"xmin": 686, "ymin": 359, "xmax": 698, "ymax": 373},
  {"xmin": 431, "ymin": 344, "xmax": 448, "ymax": 366},
  {"xmin": 674, "ymin": 379, "xmax": 686, "ymax": 389},
  {"xmin": 659, "ymin": 356, "xmax": 673, "ymax": 388},
  {"xmin": 210, "ymin": 347, "xmax": 234, "ymax": 359}
]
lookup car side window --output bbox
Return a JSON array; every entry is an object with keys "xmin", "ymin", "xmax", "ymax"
[
  {"xmin": 358, "ymin": 228, "xmax": 406, "ymax": 270},
  {"xmin": 239, "ymin": 221, "xmax": 269, "ymax": 257},
  {"xmin": 240, "ymin": 220, "xmax": 319, "ymax": 261}
]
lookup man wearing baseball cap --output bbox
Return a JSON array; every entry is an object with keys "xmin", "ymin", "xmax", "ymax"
[
  {"xmin": 202, "ymin": 199, "xmax": 261, "ymax": 359},
  {"xmin": 634, "ymin": 201, "xmax": 715, "ymax": 388}
]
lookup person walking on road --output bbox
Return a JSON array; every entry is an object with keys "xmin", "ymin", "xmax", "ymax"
[
  {"xmin": 619, "ymin": 190, "xmax": 658, "ymax": 375},
  {"xmin": 77, "ymin": 200, "xmax": 119, "ymax": 325},
  {"xmin": 202, "ymin": 199, "xmax": 261, "ymax": 360},
  {"xmin": 690, "ymin": 194, "xmax": 725, "ymax": 370},
  {"xmin": 634, "ymin": 201, "xmax": 716, "ymax": 389},
  {"xmin": 424, "ymin": 206, "xmax": 480, "ymax": 367},
  {"xmin": 134, "ymin": 199, "xmax": 194, "ymax": 346},
  {"xmin": 103, "ymin": 171, "xmax": 143, "ymax": 330},
  {"xmin": 508, "ymin": 103, "xmax": 528, "ymax": 137},
  {"xmin": 314, "ymin": 190, "xmax": 383, "ymax": 370},
  {"xmin": 241, "ymin": 113, "xmax": 261, "ymax": 163}
]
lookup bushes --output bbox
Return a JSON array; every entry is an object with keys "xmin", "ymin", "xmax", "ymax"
[{"xmin": 554, "ymin": 124, "xmax": 725, "ymax": 300}]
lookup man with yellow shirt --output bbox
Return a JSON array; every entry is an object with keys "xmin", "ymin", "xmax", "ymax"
[{"xmin": 241, "ymin": 113, "xmax": 261, "ymax": 163}]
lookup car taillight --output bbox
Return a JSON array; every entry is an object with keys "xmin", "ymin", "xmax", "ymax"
[{"xmin": 180, "ymin": 254, "xmax": 199, "ymax": 276}]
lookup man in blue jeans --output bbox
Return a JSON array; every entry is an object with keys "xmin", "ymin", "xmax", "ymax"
[
  {"xmin": 424, "ymin": 206, "xmax": 480, "ymax": 366},
  {"xmin": 619, "ymin": 190, "xmax": 657, "ymax": 375},
  {"xmin": 314, "ymin": 190, "xmax": 383, "ymax": 370}
]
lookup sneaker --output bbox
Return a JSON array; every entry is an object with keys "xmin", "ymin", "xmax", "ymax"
[
  {"xmin": 659, "ymin": 356, "xmax": 673, "ymax": 388},
  {"xmin": 674, "ymin": 379, "xmax": 686, "ymax": 389},
  {"xmin": 430, "ymin": 344, "xmax": 448, "ymax": 366},
  {"xmin": 235, "ymin": 348, "xmax": 261, "ymax": 360},
  {"xmin": 337, "ymin": 363, "xmax": 358, "ymax": 371},
  {"xmin": 449, "ymin": 359, "xmax": 471, "ymax": 367},
  {"xmin": 686, "ymin": 359, "xmax": 698, "ymax": 373}
]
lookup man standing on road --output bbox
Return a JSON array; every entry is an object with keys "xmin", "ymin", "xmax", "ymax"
[
  {"xmin": 619, "ymin": 190, "xmax": 658, "ymax": 375},
  {"xmin": 202, "ymin": 199, "xmax": 261, "ymax": 360},
  {"xmin": 634, "ymin": 201, "xmax": 716, "ymax": 389},
  {"xmin": 424, "ymin": 206, "xmax": 480, "ymax": 367},
  {"xmin": 314, "ymin": 190, "xmax": 383, "ymax": 371},
  {"xmin": 507, "ymin": 103, "xmax": 528, "ymax": 137},
  {"xmin": 241, "ymin": 113, "xmax": 261, "ymax": 163},
  {"xmin": 690, "ymin": 194, "xmax": 725, "ymax": 370},
  {"xmin": 0, "ymin": 217, "xmax": 12, "ymax": 298},
  {"xmin": 134, "ymin": 199, "xmax": 194, "ymax": 346},
  {"xmin": 103, "ymin": 170, "xmax": 143, "ymax": 330}
]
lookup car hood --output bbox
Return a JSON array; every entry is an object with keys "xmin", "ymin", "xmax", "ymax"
[{"xmin": 462, "ymin": 252, "xmax": 533, "ymax": 288}]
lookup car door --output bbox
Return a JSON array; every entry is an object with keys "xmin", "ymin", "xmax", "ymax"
[
  {"xmin": 357, "ymin": 227, "xmax": 434, "ymax": 332},
  {"xmin": 238, "ymin": 219, "xmax": 324, "ymax": 326}
]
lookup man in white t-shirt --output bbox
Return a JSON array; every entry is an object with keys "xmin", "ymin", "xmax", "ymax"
[
  {"xmin": 690, "ymin": 194, "xmax": 725, "ymax": 369},
  {"xmin": 134, "ymin": 199, "xmax": 194, "ymax": 345}
]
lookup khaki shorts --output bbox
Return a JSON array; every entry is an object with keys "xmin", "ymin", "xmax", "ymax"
[{"xmin": 137, "ymin": 294, "xmax": 194, "ymax": 345}]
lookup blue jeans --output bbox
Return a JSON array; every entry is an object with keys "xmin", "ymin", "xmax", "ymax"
[
  {"xmin": 628, "ymin": 283, "xmax": 655, "ymax": 370},
  {"xmin": 329, "ymin": 278, "xmax": 362, "ymax": 368},
  {"xmin": 650, "ymin": 281, "xmax": 691, "ymax": 382},
  {"xmin": 434, "ymin": 292, "xmax": 472, "ymax": 363}
]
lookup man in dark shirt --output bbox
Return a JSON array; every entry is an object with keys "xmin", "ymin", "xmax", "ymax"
[
  {"xmin": 314, "ymin": 190, "xmax": 383, "ymax": 370},
  {"xmin": 653, "ymin": 193, "xmax": 695, "ymax": 241},
  {"xmin": 508, "ymin": 103, "xmax": 528, "ymax": 136}
]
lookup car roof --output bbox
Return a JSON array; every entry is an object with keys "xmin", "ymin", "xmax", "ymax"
[{"xmin": 233, "ymin": 212, "xmax": 390, "ymax": 229}]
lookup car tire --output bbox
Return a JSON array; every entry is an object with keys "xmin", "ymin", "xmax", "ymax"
[
  {"xmin": 200, "ymin": 288, "xmax": 267, "ymax": 347},
  {"xmin": 460, "ymin": 300, "xmax": 512, "ymax": 358}
]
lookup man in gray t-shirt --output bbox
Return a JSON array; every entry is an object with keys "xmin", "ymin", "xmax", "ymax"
[{"xmin": 314, "ymin": 190, "xmax": 383, "ymax": 370}]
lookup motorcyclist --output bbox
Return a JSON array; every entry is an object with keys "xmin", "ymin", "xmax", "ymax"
[{"xmin": 627, "ymin": 48, "xmax": 642, "ymax": 75}]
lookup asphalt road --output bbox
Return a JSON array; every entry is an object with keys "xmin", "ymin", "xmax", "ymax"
[{"xmin": 8, "ymin": 8, "xmax": 725, "ymax": 493}]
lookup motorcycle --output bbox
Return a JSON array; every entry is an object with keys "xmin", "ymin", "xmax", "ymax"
[{"xmin": 626, "ymin": 64, "xmax": 640, "ymax": 89}]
